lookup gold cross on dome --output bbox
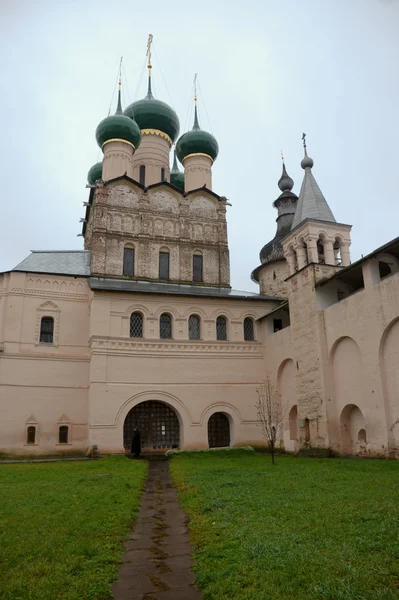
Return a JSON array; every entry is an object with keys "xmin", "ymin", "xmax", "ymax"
[{"xmin": 146, "ymin": 34, "xmax": 153, "ymax": 70}]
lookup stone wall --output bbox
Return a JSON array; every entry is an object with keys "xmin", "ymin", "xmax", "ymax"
[{"xmin": 87, "ymin": 180, "xmax": 230, "ymax": 286}]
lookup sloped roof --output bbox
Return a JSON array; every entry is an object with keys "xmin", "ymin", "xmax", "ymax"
[
  {"xmin": 13, "ymin": 251, "xmax": 90, "ymax": 276},
  {"xmin": 291, "ymin": 158, "xmax": 335, "ymax": 229},
  {"xmin": 89, "ymin": 278, "xmax": 283, "ymax": 301}
]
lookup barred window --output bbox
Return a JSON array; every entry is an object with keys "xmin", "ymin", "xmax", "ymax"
[
  {"xmin": 160, "ymin": 313, "xmax": 172, "ymax": 339},
  {"xmin": 59, "ymin": 425, "xmax": 68, "ymax": 444},
  {"xmin": 27, "ymin": 426, "xmax": 36, "ymax": 444},
  {"xmin": 243, "ymin": 317, "xmax": 255, "ymax": 341},
  {"xmin": 40, "ymin": 317, "xmax": 54, "ymax": 344},
  {"xmin": 189, "ymin": 315, "xmax": 201, "ymax": 340},
  {"xmin": 140, "ymin": 165, "xmax": 146, "ymax": 186},
  {"xmin": 216, "ymin": 316, "xmax": 227, "ymax": 341},
  {"xmin": 159, "ymin": 251, "xmax": 170, "ymax": 279},
  {"xmin": 193, "ymin": 254, "xmax": 203, "ymax": 282},
  {"xmin": 130, "ymin": 312, "xmax": 143, "ymax": 338},
  {"xmin": 161, "ymin": 167, "xmax": 165, "ymax": 181},
  {"xmin": 123, "ymin": 247, "xmax": 135, "ymax": 277}
]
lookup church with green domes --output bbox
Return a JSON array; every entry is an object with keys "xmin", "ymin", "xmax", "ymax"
[{"xmin": 1, "ymin": 38, "xmax": 399, "ymax": 459}]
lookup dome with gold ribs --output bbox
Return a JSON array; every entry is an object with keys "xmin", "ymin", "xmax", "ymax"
[
  {"xmin": 175, "ymin": 105, "xmax": 218, "ymax": 163},
  {"xmin": 96, "ymin": 89, "xmax": 141, "ymax": 150},
  {"xmin": 124, "ymin": 77, "xmax": 180, "ymax": 144}
]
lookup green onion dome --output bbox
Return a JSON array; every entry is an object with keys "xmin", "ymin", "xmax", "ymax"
[
  {"xmin": 96, "ymin": 89, "xmax": 141, "ymax": 150},
  {"xmin": 124, "ymin": 78, "xmax": 180, "ymax": 144},
  {"xmin": 87, "ymin": 161, "xmax": 103, "ymax": 185},
  {"xmin": 176, "ymin": 106, "xmax": 218, "ymax": 164},
  {"xmin": 170, "ymin": 151, "xmax": 184, "ymax": 191}
]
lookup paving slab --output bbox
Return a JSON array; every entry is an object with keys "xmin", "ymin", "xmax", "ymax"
[{"xmin": 112, "ymin": 459, "xmax": 201, "ymax": 600}]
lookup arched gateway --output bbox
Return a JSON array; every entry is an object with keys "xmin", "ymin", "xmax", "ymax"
[{"xmin": 123, "ymin": 401, "xmax": 180, "ymax": 451}]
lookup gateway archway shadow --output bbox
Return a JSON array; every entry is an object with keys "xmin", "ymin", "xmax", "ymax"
[{"xmin": 123, "ymin": 401, "xmax": 180, "ymax": 452}]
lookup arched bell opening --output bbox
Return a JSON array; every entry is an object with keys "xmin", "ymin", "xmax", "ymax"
[
  {"xmin": 123, "ymin": 401, "xmax": 180, "ymax": 452},
  {"xmin": 208, "ymin": 412, "xmax": 231, "ymax": 448}
]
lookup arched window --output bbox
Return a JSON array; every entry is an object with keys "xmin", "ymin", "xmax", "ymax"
[
  {"xmin": 216, "ymin": 316, "xmax": 227, "ymax": 341},
  {"xmin": 130, "ymin": 312, "xmax": 143, "ymax": 338},
  {"xmin": 139, "ymin": 165, "xmax": 146, "ymax": 186},
  {"xmin": 40, "ymin": 317, "xmax": 54, "ymax": 344},
  {"xmin": 59, "ymin": 425, "xmax": 69, "ymax": 444},
  {"xmin": 243, "ymin": 317, "xmax": 255, "ymax": 341},
  {"xmin": 123, "ymin": 247, "xmax": 135, "ymax": 277},
  {"xmin": 27, "ymin": 426, "xmax": 36, "ymax": 444},
  {"xmin": 316, "ymin": 237, "xmax": 326, "ymax": 264},
  {"xmin": 161, "ymin": 167, "xmax": 165, "ymax": 181},
  {"xmin": 193, "ymin": 253, "xmax": 203, "ymax": 282},
  {"xmin": 160, "ymin": 313, "xmax": 172, "ymax": 339},
  {"xmin": 188, "ymin": 315, "xmax": 201, "ymax": 340},
  {"xmin": 159, "ymin": 251, "xmax": 170, "ymax": 279},
  {"xmin": 334, "ymin": 238, "xmax": 342, "ymax": 266}
]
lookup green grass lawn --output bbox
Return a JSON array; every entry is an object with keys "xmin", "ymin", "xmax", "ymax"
[
  {"xmin": 0, "ymin": 456, "xmax": 147, "ymax": 600},
  {"xmin": 170, "ymin": 450, "xmax": 399, "ymax": 600}
]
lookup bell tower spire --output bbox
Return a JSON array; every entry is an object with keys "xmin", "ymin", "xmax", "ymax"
[{"xmin": 282, "ymin": 134, "xmax": 352, "ymax": 275}]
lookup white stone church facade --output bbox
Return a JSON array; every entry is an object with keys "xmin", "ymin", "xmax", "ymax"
[{"xmin": 1, "ymin": 66, "xmax": 398, "ymax": 458}]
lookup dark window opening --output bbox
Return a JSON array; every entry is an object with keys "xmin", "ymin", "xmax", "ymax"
[
  {"xmin": 161, "ymin": 167, "xmax": 165, "ymax": 181},
  {"xmin": 317, "ymin": 240, "xmax": 326, "ymax": 264},
  {"xmin": 130, "ymin": 312, "xmax": 143, "ymax": 338},
  {"xmin": 59, "ymin": 425, "xmax": 69, "ymax": 444},
  {"xmin": 160, "ymin": 313, "xmax": 172, "ymax": 339},
  {"xmin": 27, "ymin": 426, "xmax": 36, "ymax": 444},
  {"xmin": 123, "ymin": 247, "xmax": 135, "ymax": 277},
  {"xmin": 193, "ymin": 254, "xmax": 203, "ymax": 282},
  {"xmin": 379, "ymin": 261, "xmax": 392, "ymax": 279},
  {"xmin": 40, "ymin": 317, "xmax": 54, "ymax": 344},
  {"xmin": 243, "ymin": 317, "xmax": 255, "ymax": 341},
  {"xmin": 216, "ymin": 316, "xmax": 227, "ymax": 341},
  {"xmin": 273, "ymin": 318, "xmax": 283, "ymax": 332},
  {"xmin": 139, "ymin": 165, "xmax": 146, "ymax": 186},
  {"xmin": 159, "ymin": 251, "xmax": 170, "ymax": 279},
  {"xmin": 337, "ymin": 288, "xmax": 346, "ymax": 302},
  {"xmin": 189, "ymin": 315, "xmax": 201, "ymax": 340}
]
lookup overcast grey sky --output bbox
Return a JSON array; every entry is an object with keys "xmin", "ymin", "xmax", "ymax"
[{"xmin": 1, "ymin": 0, "xmax": 398, "ymax": 291}]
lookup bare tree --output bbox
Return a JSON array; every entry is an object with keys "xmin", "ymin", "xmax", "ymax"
[{"xmin": 255, "ymin": 377, "xmax": 286, "ymax": 465}]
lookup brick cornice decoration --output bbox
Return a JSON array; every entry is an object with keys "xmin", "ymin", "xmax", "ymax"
[{"xmin": 90, "ymin": 336, "xmax": 262, "ymax": 358}]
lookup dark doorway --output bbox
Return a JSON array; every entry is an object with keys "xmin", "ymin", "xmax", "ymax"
[
  {"xmin": 208, "ymin": 412, "xmax": 230, "ymax": 448},
  {"xmin": 123, "ymin": 401, "xmax": 180, "ymax": 451}
]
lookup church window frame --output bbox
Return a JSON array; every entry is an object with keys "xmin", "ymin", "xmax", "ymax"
[
  {"xmin": 161, "ymin": 167, "xmax": 166, "ymax": 182},
  {"xmin": 188, "ymin": 314, "xmax": 201, "ymax": 340},
  {"xmin": 58, "ymin": 425, "xmax": 69, "ymax": 444},
  {"xmin": 159, "ymin": 250, "xmax": 170, "ymax": 280},
  {"xmin": 35, "ymin": 301, "xmax": 60, "ymax": 347},
  {"xmin": 130, "ymin": 312, "xmax": 144, "ymax": 338},
  {"xmin": 216, "ymin": 315, "xmax": 228, "ymax": 341},
  {"xmin": 243, "ymin": 317, "xmax": 255, "ymax": 341},
  {"xmin": 139, "ymin": 165, "xmax": 146, "ymax": 186},
  {"xmin": 40, "ymin": 316, "xmax": 54, "ymax": 344},
  {"xmin": 160, "ymin": 313, "xmax": 172, "ymax": 339},
  {"xmin": 193, "ymin": 252, "xmax": 203, "ymax": 283},
  {"xmin": 123, "ymin": 246, "xmax": 135, "ymax": 277},
  {"xmin": 26, "ymin": 426, "xmax": 36, "ymax": 445}
]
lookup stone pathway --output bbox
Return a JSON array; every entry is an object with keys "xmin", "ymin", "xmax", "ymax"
[{"xmin": 112, "ymin": 459, "xmax": 201, "ymax": 600}]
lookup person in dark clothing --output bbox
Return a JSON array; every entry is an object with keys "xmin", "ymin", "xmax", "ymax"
[{"xmin": 130, "ymin": 427, "xmax": 141, "ymax": 458}]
